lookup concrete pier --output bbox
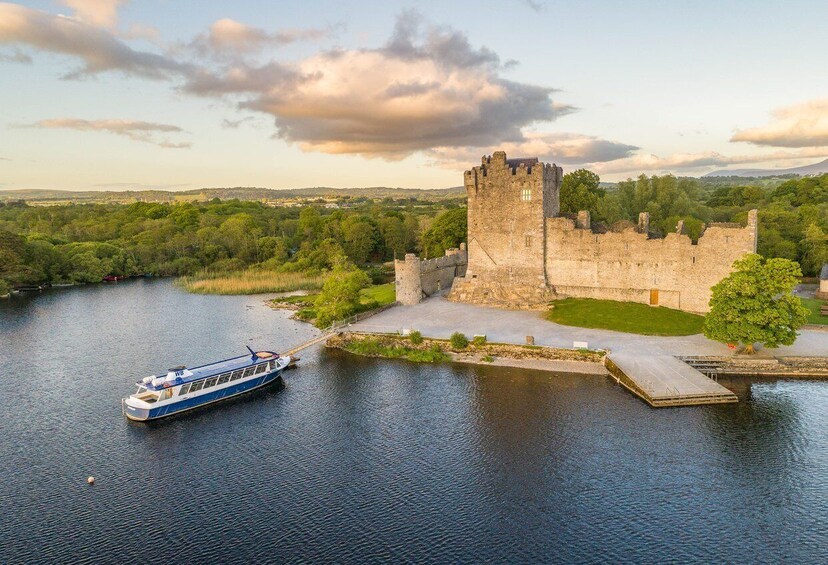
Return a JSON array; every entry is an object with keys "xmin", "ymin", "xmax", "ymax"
[{"xmin": 606, "ymin": 353, "xmax": 738, "ymax": 407}]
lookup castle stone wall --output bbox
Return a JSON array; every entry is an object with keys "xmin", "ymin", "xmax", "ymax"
[
  {"xmin": 394, "ymin": 246, "xmax": 467, "ymax": 306},
  {"xmin": 451, "ymin": 151, "xmax": 562, "ymax": 307},
  {"xmin": 544, "ymin": 210, "xmax": 758, "ymax": 313}
]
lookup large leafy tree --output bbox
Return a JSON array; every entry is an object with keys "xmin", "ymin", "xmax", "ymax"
[
  {"xmin": 704, "ymin": 254, "xmax": 809, "ymax": 353},
  {"xmin": 421, "ymin": 207, "xmax": 466, "ymax": 258},
  {"xmin": 560, "ymin": 169, "xmax": 604, "ymax": 216},
  {"xmin": 314, "ymin": 256, "xmax": 371, "ymax": 328}
]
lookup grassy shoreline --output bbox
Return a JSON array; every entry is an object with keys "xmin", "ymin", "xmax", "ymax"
[
  {"xmin": 177, "ymin": 270, "xmax": 327, "ymax": 295},
  {"xmin": 272, "ymin": 283, "xmax": 396, "ymax": 325},
  {"xmin": 326, "ymin": 332, "xmax": 605, "ymax": 365}
]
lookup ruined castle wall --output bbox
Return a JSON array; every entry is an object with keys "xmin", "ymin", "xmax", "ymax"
[
  {"xmin": 395, "ymin": 247, "xmax": 467, "ymax": 306},
  {"xmin": 544, "ymin": 211, "xmax": 758, "ymax": 313}
]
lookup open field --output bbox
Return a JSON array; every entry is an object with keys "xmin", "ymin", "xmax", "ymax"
[
  {"xmin": 177, "ymin": 270, "xmax": 327, "ymax": 295},
  {"xmin": 545, "ymin": 298, "xmax": 705, "ymax": 336}
]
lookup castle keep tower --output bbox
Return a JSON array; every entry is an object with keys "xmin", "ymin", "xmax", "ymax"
[{"xmin": 449, "ymin": 151, "xmax": 562, "ymax": 307}]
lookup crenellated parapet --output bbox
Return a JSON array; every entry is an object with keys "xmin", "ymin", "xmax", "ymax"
[
  {"xmin": 394, "ymin": 245, "xmax": 467, "ymax": 305},
  {"xmin": 544, "ymin": 209, "xmax": 759, "ymax": 313}
]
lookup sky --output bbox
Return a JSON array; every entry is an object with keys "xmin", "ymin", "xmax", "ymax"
[{"xmin": 1, "ymin": 0, "xmax": 827, "ymax": 191}]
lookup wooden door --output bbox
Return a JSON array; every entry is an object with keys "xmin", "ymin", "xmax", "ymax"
[{"xmin": 650, "ymin": 289, "xmax": 659, "ymax": 305}]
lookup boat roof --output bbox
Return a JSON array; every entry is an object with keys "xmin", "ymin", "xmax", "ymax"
[{"xmin": 138, "ymin": 350, "xmax": 279, "ymax": 389}]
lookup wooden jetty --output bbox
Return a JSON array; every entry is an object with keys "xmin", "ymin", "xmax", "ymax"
[{"xmin": 606, "ymin": 353, "xmax": 738, "ymax": 407}]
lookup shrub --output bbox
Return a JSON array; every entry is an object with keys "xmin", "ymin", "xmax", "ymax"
[
  {"xmin": 409, "ymin": 330, "xmax": 423, "ymax": 345},
  {"xmin": 472, "ymin": 335, "xmax": 487, "ymax": 346},
  {"xmin": 450, "ymin": 332, "xmax": 469, "ymax": 349},
  {"xmin": 481, "ymin": 355, "xmax": 494, "ymax": 363}
]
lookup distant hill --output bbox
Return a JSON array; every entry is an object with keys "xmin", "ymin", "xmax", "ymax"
[
  {"xmin": 704, "ymin": 159, "xmax": 828, "ymax": 178},
  {"xmin": 0, "ymin": 186, "xmax": 466, "ymax": 204}
]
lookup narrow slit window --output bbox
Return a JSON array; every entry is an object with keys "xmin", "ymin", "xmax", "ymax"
[
  {"xmin": 521, "ymin": 189, "xmax": 531, "ymax": 201},
  {"xmin": 525, "ymin": 235, "xmax": 532, "ymax": 247}
]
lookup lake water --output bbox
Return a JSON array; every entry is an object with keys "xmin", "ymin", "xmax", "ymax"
[{"xmin": 1, "ymin": 280, "xmax": 826, "ymax": 564}]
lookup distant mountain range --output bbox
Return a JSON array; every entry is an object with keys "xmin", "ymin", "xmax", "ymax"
[
  {"xmin": 704, "ymin": 159, "xmax": 828, "ymax": 178},
  {"xmin": 0, "ymin": 186, "xmax": 466, "ymax": 204}
]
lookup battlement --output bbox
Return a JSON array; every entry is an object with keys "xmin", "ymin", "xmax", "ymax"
[
  {"xmin": 465, "ymin": 151, "xmax": 562, "ymax": 186},
  {"xmin": 545, "ymin": 209, "xmax": 759, "ymax": 312},
  {"xmin": 394, "ymin": 245, "xmax": 468, "ymax": 305},
  {"xmin": 564, "ymin": 209, "xmax": 758, "ymax": 248}
]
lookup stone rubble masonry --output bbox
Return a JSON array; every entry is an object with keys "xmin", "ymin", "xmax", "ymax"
[
  {"xmin": 447, "ymin": 151, "xmax": 759, "ymax": 313},
  {"xmin": 394, "ymin": 245, "xmax": 468, "ymax": 306},
  {"xmin": 817, "ymin": 263, "xmax": 828, "ymax": 300},
  {"xmin": 448, "ymin": 151, "xmax": 563, "ymax": 309},
  {"xmin": 545, "ymin": 209, "xmax": 758, "ymax": 313}
]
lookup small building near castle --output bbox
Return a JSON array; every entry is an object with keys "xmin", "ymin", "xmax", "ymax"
[{"xmin": 396, "ymin": 151, "xmax": 759, "ymax": 314}]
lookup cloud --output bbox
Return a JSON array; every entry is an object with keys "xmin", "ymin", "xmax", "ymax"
[
  {"xmin": 731, "ymin": 99, "xmax": 828, "ymax": 148},
  {"xmin": 184, "ymin": 12, "xmax": 574, "ymax": 158},
  {"xmin": 0, "ymin": 49, "xmax": 31, "ymax": 63},
  {"xmin": 189, "ymin": 18, "xmax": 331, "ymax": 58},
  {"xmin": 221, "ymin": 116, "xmax": 256, "ymax": 129},
  {"xmin": 589, "ymin": 147, "xmax": 828, "ymax": 176},
  {"xmin": 429, "ymin": 133, "xmax": 639, "ymax": 169},
  {"xmin": 24, "ymin": 118, "xmax": 190, "ymax": 148},
  {"xmin": 60, "ymin": 0, "xmax": 126, "ymax": 28},
  {"xmin": 0, "ymin": 156, "xmax": 10, "ymax": 161},
  {"xmin": 0, "ymin": 3, "xmax": 189, "ymax": 79}
]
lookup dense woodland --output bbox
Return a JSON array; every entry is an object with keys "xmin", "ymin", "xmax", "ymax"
[
  {"xmin": 0, "ymin": 196, "xmax": 467, "ymax": 295},
  {"xmin": 1, "ymin": 171, "xmax": 826, "ymax": 296}
]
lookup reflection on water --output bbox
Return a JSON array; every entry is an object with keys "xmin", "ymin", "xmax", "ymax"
[{"xmin": 1, "ymin": 280, "xmax": 826, "ymax": 563}]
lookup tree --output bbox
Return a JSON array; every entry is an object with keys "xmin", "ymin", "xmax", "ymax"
[
  {"xmin": 314, "ymin": 257, "xmax": 371, "ymax": 328},
  {"xmin": 704, "ymin": 254, "xmax": 809, "ymax": 354},
  {"xmin": 560, "ymin": 169, "xmax": 604, "ymax": 216},
  {"xmin": 800, "ymin": 223, "xmax": 828, "ymax": 276},
  {"xmin": 421, "ymin": 208, "xmax": 466, "ymax": 258}
]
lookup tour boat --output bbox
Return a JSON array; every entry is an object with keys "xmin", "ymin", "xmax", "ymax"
[{"xmin": 122, "ymin": 347, "xmax": 290, "ymax": 421}]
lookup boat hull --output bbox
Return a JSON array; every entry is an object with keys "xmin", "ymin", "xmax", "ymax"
[{"xmin": 124, "ymin": 368, "xmax": 284, "ymax": 422}]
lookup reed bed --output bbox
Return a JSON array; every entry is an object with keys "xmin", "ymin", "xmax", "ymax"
[{"xmin": 178, "ymin": 270, "xmax": 327, "ymax": 295}]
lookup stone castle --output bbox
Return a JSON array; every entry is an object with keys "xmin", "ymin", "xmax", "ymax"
[{"xmin": 397, "ymin": 151, "xmax": 758, "ymax": 314}]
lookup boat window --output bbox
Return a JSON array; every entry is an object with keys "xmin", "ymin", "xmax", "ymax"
[
  {"xmin": 189, "ymin": 380, "xmax": 204, "ymax": 392},
  {"xmin": 230, "ymin": 370, "xmax": 243, "ymax": 381},
  {"xmin": 243, "ymin": 367, "xmax": 255, "ymax": 377},
  {"xmin": 217, "ymin": 374, "xmax": 230, "ymax": 385},
  {"xmin": 268, "ymin": 360, "xmax": 276, "ymax": 370},
  {"xmin": 204, "ymin": 377, "xmax": 218, "ymax": 388},
  {"xmin": 255, "ymin": 364, "xmax": 267, "ymax": 374},
  {"xmin": 137, "ymin": 386, "xmax": 147, "ymax": 394},
  {"xmin": 179, "ymin": 383, "xmax": 191, "ymax": 395}
]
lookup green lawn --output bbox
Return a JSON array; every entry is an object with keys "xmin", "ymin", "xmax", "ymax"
[
  {"xmin": 279, "ymin": 283, "xmax": 396, "ymax": 325},
  {"xmin": 282, "ymin": 282, "xmax": 395, "ymax": 308},
  {"xmin": 545, "ymin": 298, "xmax": 705, "ymax": 336},
  {"xmin": 801, "ymin": 297, "xmax": 828, "ymax": 325}
]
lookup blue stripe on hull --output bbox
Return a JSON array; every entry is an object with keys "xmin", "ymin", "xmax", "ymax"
[{"xmin": 141, "ymin": 369, "xmax": 283, "ymax": 421}]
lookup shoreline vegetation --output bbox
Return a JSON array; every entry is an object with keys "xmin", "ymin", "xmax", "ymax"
[
  {"xmin": 325, "ymin": 332, "xmax": 606, "ymax": 366},
  {"xmin": 177, "ymin": 270, "xmax": 327, "ymax": 295},
  {"xmin": 270, "ymin": 282, "xmax": 396, "ymax": 326}
]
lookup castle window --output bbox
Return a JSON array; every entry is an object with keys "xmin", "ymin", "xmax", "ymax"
[
  {"xmin": 525, "ymin": 235, "xmax": 532, "ymax": 247},
  {"xmin": 521, "ymin": 189, "xmax": 531, "ymax": 201}
]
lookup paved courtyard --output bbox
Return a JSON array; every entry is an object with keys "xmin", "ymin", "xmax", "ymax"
[{"xmin": 351, "ymin": 293, "xmax": 828, "ymax": 358}]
